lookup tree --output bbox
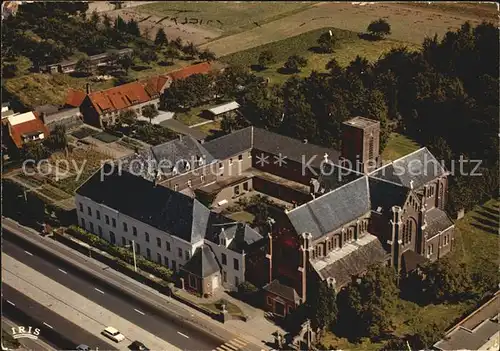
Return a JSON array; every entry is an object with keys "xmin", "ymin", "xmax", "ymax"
[
  {"xmin": 199, "ymin": 49, "xmax": 216, "ymax": 62},
  {"xmin": 21, "ymin": 141, "xmax": 49, "ymax": 161},
  {"xmin": 317, "ymin": 31, "xmax": 336, "ymax": 53},
  {"xmin": 283, "ymin": 55, "xmax": 308, "ymax": 73},
  {"xmin": 154, "ymin": 28, "xmax": 168, "ymax": 47},
  {"xmin": 182, "ymin": 42, "xmax": 198, "ymax": 58},
  {"xmin": 171, "ymin": 37, "xmax": 183, "ymax": 50},
  {"xmin": 118, "ymin": 54, "xmax": 134, "ymax": 73},
  {"xmin": 309, "ymin": 281, "xmax": 337, "ymax": 331},
  {"xmin": 75, "ymin": 57, "xmax": 92, "ymax": 75},
  {"xmin": 46, "ymin": 125, "xmax": 68, "ymax": 152},
  {"xmin": 141, "ymin": 104, "xmax": 159, "ymax": 123},
  {"xmin": 367, "ymin": 19, "xmax": 391, "ymax": 39},
  {"xmin": 114, "ymin": 15, "xmax": 127, "ymax": 32},
  {"xmin": 89, "ymin": 10, "xmax": 100, "ymax": 29},
  {"xmin": 139, "ymin": 49, "xmax": 158, "ymax": 64},
  {"xmin": 127, "ymin": 19, "xmax": 141, "ymax": 37},
  {"xmin": 117, "ymin": 109, "xmax": 137, "ymax": 126},
  {"xmin": 337, "ymin": 264, "xmax": 399, "ymax": 340},
  {"xmin": 102, "ymin": 14, "xmax": 112, "ymax": 28},
  {"xmin": 421, "ymin": 258, "xmax": 472, "ymax": 303},
  {"xmin": 258, "ymin": 50, "xmax": 274, "ymax": 69}
]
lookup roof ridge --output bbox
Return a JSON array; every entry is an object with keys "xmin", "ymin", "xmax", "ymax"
[{"xmin": 368, "ymin": 174, "xmax": 407, "ymax": 188}]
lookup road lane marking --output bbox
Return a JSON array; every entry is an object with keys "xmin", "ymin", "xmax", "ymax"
[
  {"xmin": 58, "ymin": 269, "xmax": 67, "ymax": 274},
  {"xmin": 230, "ymin": 338, "xmax": 247, "ymax": 347},
  {"xmin": 177, "ymin": 331, "xmax": 189, "ymax": 338},
  {"xmin": 24, "ymin": 250, "xmax": 33, "ymax": 256},
  {"xmin": 6, "ymin": 300, "xmax": 15, "ymax": 306},
  {"xmin": 94, "ymin": 288, "xmax": 105, "ymax": 294},
  {"xmin": 134, "ymin": 308, "xmax": 145, "ymax": 315},
  {"xmin": 43, "ymin": 322, "xmax": 53, "ymax": 329}
]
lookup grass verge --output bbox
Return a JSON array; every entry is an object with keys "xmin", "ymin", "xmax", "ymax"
[{"xmin": 381, "ymin": 133, "xmax": 421, "ymax": 162}]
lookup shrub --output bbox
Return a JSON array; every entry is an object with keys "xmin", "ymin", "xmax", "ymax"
[
  {"xmin": 66, "ymin": 225, "xmax": 173, "ymax": 281},
  {"xmin": 238, "ymin": 281, "xmax": 258, "ymax": 294}
]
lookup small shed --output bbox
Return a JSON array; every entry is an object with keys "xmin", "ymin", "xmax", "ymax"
[{"xmin": 202, "ymin": 101, "xmax": 240, "ymax": 120}]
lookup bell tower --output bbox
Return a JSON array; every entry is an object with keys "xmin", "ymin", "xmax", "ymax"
[{"xmin": 341, "ymin": 116, "xmax": 381, "ymax": 173}]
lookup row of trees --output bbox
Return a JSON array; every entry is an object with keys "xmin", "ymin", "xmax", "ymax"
[{"xmin": 225, "ymin": 21, "xmax": 497, "ymax": 214}]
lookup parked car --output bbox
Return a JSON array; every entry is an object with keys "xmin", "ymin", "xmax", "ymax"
[
  {"xmin": 129, "ymin": 340, "xmax": 150, "ymax": 350},
  {"xmin": 75, "ymin": 345, "xmax": 89, "ymax": 351},
  {"xmin": 102, "ymin": 326, "xmax": 125, "ymax": 342}
]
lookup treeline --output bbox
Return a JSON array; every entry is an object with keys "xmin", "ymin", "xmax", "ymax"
[{"xmin": 160, "ymin": 21, "xmax": 498, "ymax": 213}]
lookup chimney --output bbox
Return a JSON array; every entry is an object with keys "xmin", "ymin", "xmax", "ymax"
[
  {"xmin": 179, "ymin": 134, "xmax": 183, "ymax": 141},
  {"xmin": 323, "ymin": 153, "xmax": 329, "ymax": 163},
  {"xmin": 303, "ymin": 139, "xmax": 308, "ymax": 144},
  {"xmin": 410, "ymin": 180, "xmax": 414, "ymax": 190},
  {"xmin": 86, "ymin": 83, "xmax": 91, "ymax": 94}
]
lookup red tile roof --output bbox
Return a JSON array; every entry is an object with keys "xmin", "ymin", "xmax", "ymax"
[
  {"xmin": 140, "ymin": 75, "xmax": 170, "ymax": 97},
  {"xmin": 88, "ymin": 81, "xmax": 151, "ymax": 115},
  {"xmin": 65, "ymin": 89, "xmax": 87, "ymax": 108},
  {"xmin": 168, "ymin": 62, "xmax": 212, "ymax": 81},
  {"xmin": 9, "ymin": 113, "xmax": 49, "ymax": 149}
]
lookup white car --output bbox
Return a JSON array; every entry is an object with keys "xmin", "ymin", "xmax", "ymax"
[{"xmin": 102, "ymin": 326, "xmax": 125, "ymax": 342}]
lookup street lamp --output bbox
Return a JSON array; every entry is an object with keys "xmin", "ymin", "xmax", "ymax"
[{"xmin": 124, "ymin": 240, "xmax": 137, "ymax": 272}]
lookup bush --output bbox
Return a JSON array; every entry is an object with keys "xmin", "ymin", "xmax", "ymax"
[
  {"xmin": 238, "ymin": 281, "xmax": 258, "ymax": 294},
  {"xmin": 66, "ymin": 225, "xmax": 173, "ymax": 281}
]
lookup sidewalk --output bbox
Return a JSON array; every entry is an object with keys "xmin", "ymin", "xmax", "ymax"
[
  {"xmin": 175, "ymin": 289, "xmax": 284, "ymax": 347},
  {"xmin": 3, "ymin": 218, "xmax": 274, "ymax": 351}
]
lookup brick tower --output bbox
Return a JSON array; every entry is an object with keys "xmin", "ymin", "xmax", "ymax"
[{"xmin": 341, "ymin": 116, "xmax": 381, "ymax": 173}]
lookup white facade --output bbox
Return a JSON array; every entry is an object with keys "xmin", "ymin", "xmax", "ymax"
[
  {"xmin": 76, "ymin": 194, "xmax": 203, "ymax": 273},
  {"xmin": 75, "ymin": 194, "xmax": 246, "ymax": 290},
  {"xmin": 205, "ymin": 239, "xmax": 245, "ymax": 290}
]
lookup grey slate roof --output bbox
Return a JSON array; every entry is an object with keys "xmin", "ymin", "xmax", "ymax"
[
  {"xmin": 311, "ymin": 235, "xmax": 387, "ymax": 287},
  {"xmin": 434, "ymin": 319, "xmax": 499, "ymax": 351},
  {"xmin": 77, "ymin": 164, "xmax": 210, "ymax": 243},
  {"xmin": 119, "ymin": 136, "xmax": 215, "ymax": 181},
  {"xmin": 263, "ymin": 279, "xmax": 300, "ymax": 303},
  {"xmin": 205, "ymin": 212, "xmax": 263, "ymax": 253},
  {"xmin": 287, "ymin": 176, "xmax": 371, "ymax": 239},
  {"xmin": 252, "ymin": 128, "xmax": 340, "ymax": 167},
  {"xmin": 202, "ymin": 126, "xmax": 340, "ymax": 166},
  {"xmin": 318, "ymin": 164, "xmax": 364, "ymax": 193},
  {"xmin": 370, "ymin": 148, "xmax": 447, "ymax": 189},
  {"xmin": 203, "ymin": 127, "xmax": 253, "ymax": 160},
  {"xmin": 181, "ymin": 246, "xmax": 220, "ymax": 278},
  {"xmin": 368, "ymin": 177, "xmax": 409, "ymax": 216},
  {"xmin": 424, "ymin": 207, "xmax": 454, "ymax": 239}
]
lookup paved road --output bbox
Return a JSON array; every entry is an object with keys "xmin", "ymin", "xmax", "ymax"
[
  {"xmin": 2, "ymin": 284, "xmax": 116, "ymax": 350},
  {"xmin": 2, "ymin": 237, "xmax": 222, "ymax": 351}
]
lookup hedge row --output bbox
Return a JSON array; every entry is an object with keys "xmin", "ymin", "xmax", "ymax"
[{"xmin": 67, "ymin": 225, "xmax": 173, "ymax": 281}]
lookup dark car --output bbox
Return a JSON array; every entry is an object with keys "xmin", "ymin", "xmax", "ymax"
[
  {"xmin": 129, "ymin": 340, "xmax": 150, "ymax": 351},
  {"xmin": 75, "ymin": 345, "xmax": 90, "ymax": 351}
]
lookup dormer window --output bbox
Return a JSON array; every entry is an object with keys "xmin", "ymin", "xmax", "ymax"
[
  {"xmin": 172, "ymin": 166, "xmax": 178, "ymax": 175},
  {"xmin": 219, "ymin": 229, "xmax": 227, "ymax": 246}
]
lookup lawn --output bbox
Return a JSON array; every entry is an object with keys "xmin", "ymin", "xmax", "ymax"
[
  {"xmin": 174, "ymin": 104, "xmax": 213, "ymax": 126},
  {"xmin": 227, "ymin": 211, "xmax": 255, "ymax": 224},
  {"xmin": 221, "ymin": 27, "xmax": 419, "ymax": 85},
  {"xmin": 381, "ymin": 133, "xmax": 421, "ymax": 162},
  {"xmin": 38, "ymin": 184, "xmax": 72, "ymax": 201},
  {"xmin": 194, "ymin": 120, "xmax": 222, "ymax": 139},
  {"xmin": 201, "ymin": 299, "xmax": 245, "ymax": 317},
  {"xmin": 137, "ymin": 1, "xmax": 316, "ymax": 37},
  {"xmin": 450, "ymin": 199, "xmax": 499, "ymax": 276}
]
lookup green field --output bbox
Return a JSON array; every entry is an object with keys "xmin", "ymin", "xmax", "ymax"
[
  {"xmin": 220, "ymin": 27, "xmax": 419, "ymax": 85},
  {"xmin": 137, "ymin": 1, "xmax": 316, "ymax": 36},
  {"xmin": 174, "ymin": 103, "xmax": 213, "ymax": 126},
  {"xmin": 381, "ymin": 133, "xmax": 421, "ymax": 162}
]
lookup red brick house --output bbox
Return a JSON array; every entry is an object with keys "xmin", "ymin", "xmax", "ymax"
[{"xmin": 5, "ymin": 111, "xmax": 49, "ymax": 149}]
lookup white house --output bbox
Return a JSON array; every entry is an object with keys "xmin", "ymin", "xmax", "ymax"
[{"xmin": 75, "ymin": 163, "xmax": 263, "ymax": 293}]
